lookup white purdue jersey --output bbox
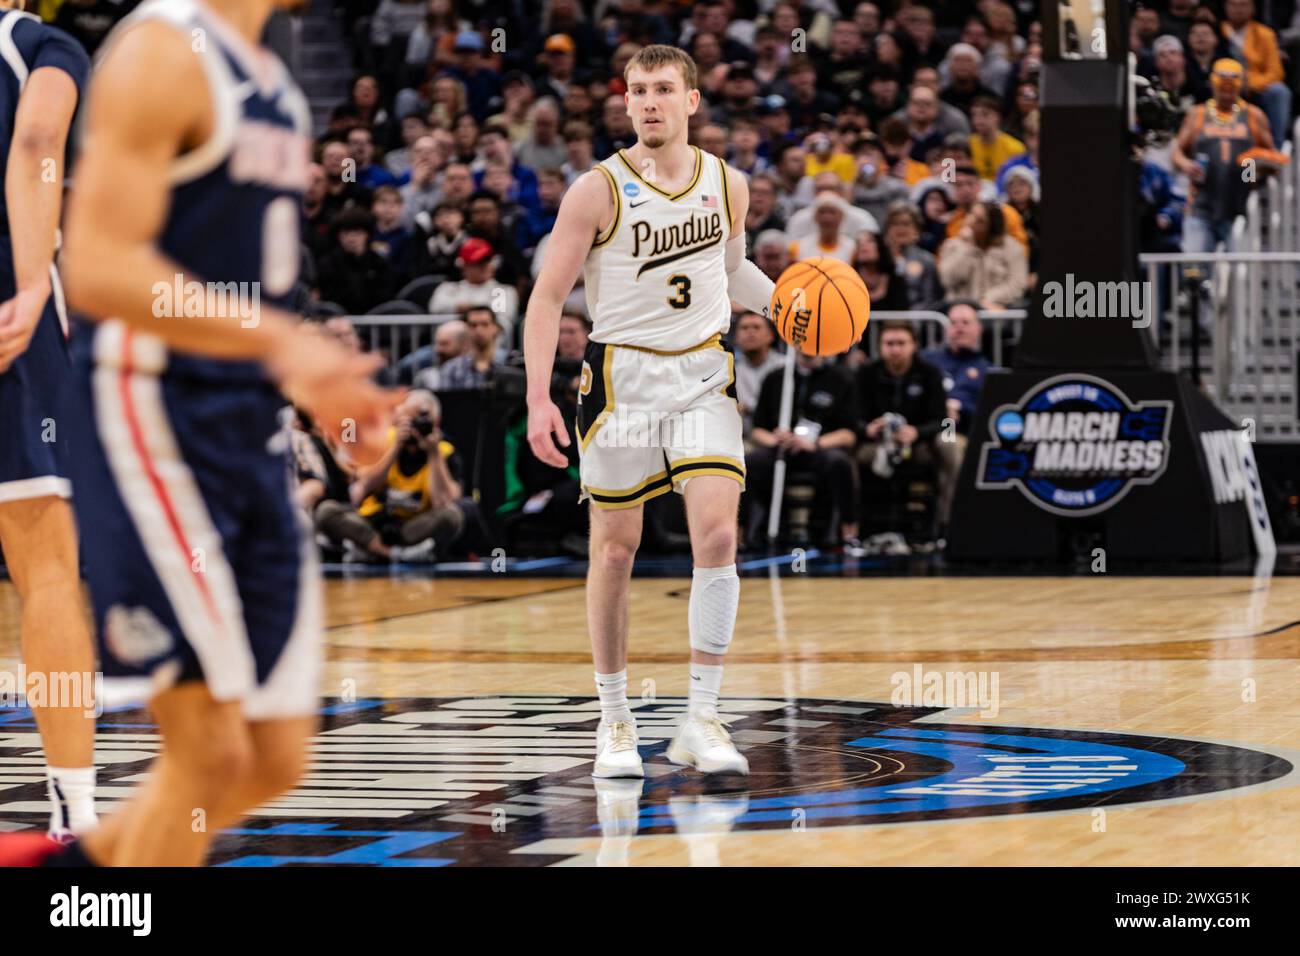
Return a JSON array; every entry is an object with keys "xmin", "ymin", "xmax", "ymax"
[{"xmin": 583, "ymin": 145, "xmax": 733, "ymax": 351}]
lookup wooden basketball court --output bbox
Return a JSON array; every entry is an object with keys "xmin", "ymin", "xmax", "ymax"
[{"xmin": 1, "ymin": 571, "xmax": 1297, "ymax": 865}]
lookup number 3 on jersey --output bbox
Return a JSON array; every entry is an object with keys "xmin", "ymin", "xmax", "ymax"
[{"xmin": 667, "ymin": 273, "xmax": 691, "ymax": 309}]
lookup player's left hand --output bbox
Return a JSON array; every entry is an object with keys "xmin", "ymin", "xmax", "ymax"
[{"xmin": 0, "ymin": 288, "xmax": 49, "ymax": 373}]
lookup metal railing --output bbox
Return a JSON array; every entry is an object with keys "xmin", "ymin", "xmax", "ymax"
[{"xmin": 865, "ymin": 309, "xmax": 1027, "ymax": 366}]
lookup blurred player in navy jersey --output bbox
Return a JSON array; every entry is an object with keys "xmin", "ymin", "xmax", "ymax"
[
  {"xmin": 1, "ymin": 0, "xmax": 398, "ymax": 867},
  {"xmin": 0, "ymin": 0, "xmax": 96, "ymax": 842}
]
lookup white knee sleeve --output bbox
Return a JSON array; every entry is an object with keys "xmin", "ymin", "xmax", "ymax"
[{"xmin": 689, "ymin": 564, "xmax": 739, "ymax": 655}]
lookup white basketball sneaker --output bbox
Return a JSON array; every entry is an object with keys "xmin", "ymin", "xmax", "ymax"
[
  {"xmin": 666, "ymin": 715, "xmax": 750, "ymax": 774},
  {"xmin": 593, "ymin": 720, "xmax": 644, "ymax": 778}
]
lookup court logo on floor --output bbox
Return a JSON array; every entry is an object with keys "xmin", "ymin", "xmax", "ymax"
[
  {"xmin": 977, "ymin": 373, "xmax": 1173, "ymax": 516},
  {"xmin": 0, "ymin": 696, "xmax": 1289, "ymax": 865}
]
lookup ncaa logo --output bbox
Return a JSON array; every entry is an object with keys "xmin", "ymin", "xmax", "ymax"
[
  {"xmin": 623, "ymin": 182, "xmax": 641, "ymax": 198},
  {"xmin": 995, "ymin": 411, "xmax": 1024, "ymax": 440}
]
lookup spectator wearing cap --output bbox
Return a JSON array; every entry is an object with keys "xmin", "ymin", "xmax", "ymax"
[
  {"xmin": 561, "ymin": 120, "xmax": 596, "ymax": 184},
  {"xmin": 757, "ymin": 94, "xmax": 798, "ymax": 154},
  {"xmin": 789, "ymin": 193, "xmax": 857, "ymax": 264},
  {"xmin": 710, "ymin": 61, "xmax": 760, "ymax": 127},
  {"xmin": 851, "ymin": 133, "xmax": 910, "ymax": 226},
  {"xmin": 441, "ymin": 30, "xmax": 501, "ymax": 122},
  {"xmin": 883, "ymin": 201, "xmax": 943, "ymax": 310},
  {"xmin": 486, "ymin": 72, "xmax": 538, "ymax": 146},
  {"xmin": 1152, "ymin": 35, "xmax": 1205, "ymax": 114},
  {"xmin": 937, "ymin": 200, "xmax": 1029, "ymax": 310},
  {"xmin": 347, "ymin": 125, "xmax": 400, "ymax": 190},
  {"xmin": 819, "ymin": 19, "xmax": 872, "ymax": 102},
  {"xmin": 940, "ymin": 43, "xmax": 1000, "ymax": 118},
  {"xmin": 436, "ymin": 305, "xmax": 507, "ymax": 390},
  {"xmin": 429, "ymin": 237, "xmax": 519, "ymax": 357},
  {"xmin": 946, "ymin": 165, "xmax": 1028, "ymax": 248},
  {"xmin": 1001, "ymin": 166, "xmax": 1040, "ymax": 284},
  {"xmin": 538, "ymin": 33, "xmax": 579, "ymax": 103},
  {"xmin": 515, "ymin": 98, "xmax": 567, "ymax": 172},
  {"xmin": 780, "ymin": 54, "xmax": 842, "ymax": 138},
  {"xmin": 536, "ymin": 0, "xmax": 607, "ymax": 68},
  {"xmin": 968, "ymin": 95, "xmax": 1025, "ymax": 183},
  {"xmin": 1222, "ymin": 0, "xmax": 1291, "ymax": 145},
  {"xmin": 318, "ymin": 207, "xmax": 398, "ymax": 314},
  {"xmin": 921, "ymin": 300, "xmax": 991, "ymax": 442}
]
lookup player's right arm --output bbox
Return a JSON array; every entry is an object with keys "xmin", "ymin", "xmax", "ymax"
[
  {"xmin": 61, "ymin": 21, "xmax": 399, "ymax": 459},
  {"xmin": 523, "ymin": 168, "xmax": 611, "ymax": 468},
  {"xmin": 1170, "ymin": 107, "xmax": 1202, "ymax": 181}
]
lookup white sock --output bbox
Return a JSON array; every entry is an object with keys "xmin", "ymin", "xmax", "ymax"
[
  {"xmin": 688, "ymin": 662, "xmax": 724, "ymax": 720},
  {"xmin": 595, "ymin": 670, "xmax": 633, "ymax": 724},
  {"xmin": 47, "ymin": 765, "xmax": 97, "ymax": 836}
]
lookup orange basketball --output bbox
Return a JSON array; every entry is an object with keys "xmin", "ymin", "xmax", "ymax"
[{"xmin": 769, "ymin": 257, "xmax": 871, "ymax": 357}]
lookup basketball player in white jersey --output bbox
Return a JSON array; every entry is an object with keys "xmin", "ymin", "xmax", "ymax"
[{"xmin": 526, "ymin": 45, "xmax": 775, "ymax": 777}]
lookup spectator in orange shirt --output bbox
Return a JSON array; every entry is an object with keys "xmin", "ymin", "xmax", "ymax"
[
  {"xmin": 1221, "ymin": 0, "xmax": 1291, "ymax": 144},
  {"xmin": 879, "ymin": 117, "xmax": 930, "ymax": 187},
  {"xmin": 946, "ymin": 165, "xmax": 1028, "ymax": 249}
]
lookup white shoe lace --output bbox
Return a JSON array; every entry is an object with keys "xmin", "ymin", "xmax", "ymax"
[
  {"xmin": 607, "ymin": 721, "xmax": 637, "ymax": 752},
  {"xmin": 697, "ymin": 717, "xmax": 732, "ymax": 749}
]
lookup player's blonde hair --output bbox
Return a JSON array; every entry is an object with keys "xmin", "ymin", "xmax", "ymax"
[{"xmin": 624, "ymin": 45, "xmax": 698, "ymax": 91}]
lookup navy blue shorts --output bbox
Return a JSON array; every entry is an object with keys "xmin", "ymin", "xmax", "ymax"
[
  {"xmin": 0, "ymin": 246, "xmax": 73, "ymax": 504},
  {"xmin": 67, "ymin": 320, "xmax": 321, "ymax": 718}
]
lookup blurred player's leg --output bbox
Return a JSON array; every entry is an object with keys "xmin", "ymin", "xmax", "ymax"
[
  {"xmin": 0, "ymin": 495, "xmax": 97, "ymax": 838},
  {"xmin": 587, "ymin": 503, "xmax": 644, "ymax": 778},
  {"xmin": 668, "ymin": 475, "xmax": 748, "ymax": 775}
]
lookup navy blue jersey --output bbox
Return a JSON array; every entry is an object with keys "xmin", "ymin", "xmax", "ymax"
[
  {"xmin": 0, "ymin": 10, "xmax": 90, "ymax": 232},
  {"xmin": 85, "ymin": 0, "xmax": 311, "ymax": 384}
]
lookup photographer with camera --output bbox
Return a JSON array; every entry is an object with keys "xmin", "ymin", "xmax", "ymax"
[
  {"xmin": 856, "ymin": 321, "xmax": 957, "ymax": 537},
  {"xmin": 745, "ymin": 352, "xmax": 863, "ymax": 554},
  {"xmin": 354, "ymin": 390, "xmax": 466, "ymax": 562}
]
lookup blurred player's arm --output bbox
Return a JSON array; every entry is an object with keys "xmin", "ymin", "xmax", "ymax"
[
  {"xmin": 523, "ymin": 168, "xmax": 610, "ymax": 467},
  {"xmin": 62, "ymin": 21, "xmax": 399, "ymax": 456},
  {"xmin": 723, "ymin": 166, "xmax": 775, "ymax": 318},
  {"xmin": 0, "ymin": 65, "xmax": 80, "ymax": 372},
  {"xmin": 1170, "ymin": 108, "xmax": 1202, "ymax": 181}
]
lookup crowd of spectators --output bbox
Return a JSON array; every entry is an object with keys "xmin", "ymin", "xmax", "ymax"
[{"xmin": 31, "ymin": 0, "xmax": 1300, "ymax": 556}]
